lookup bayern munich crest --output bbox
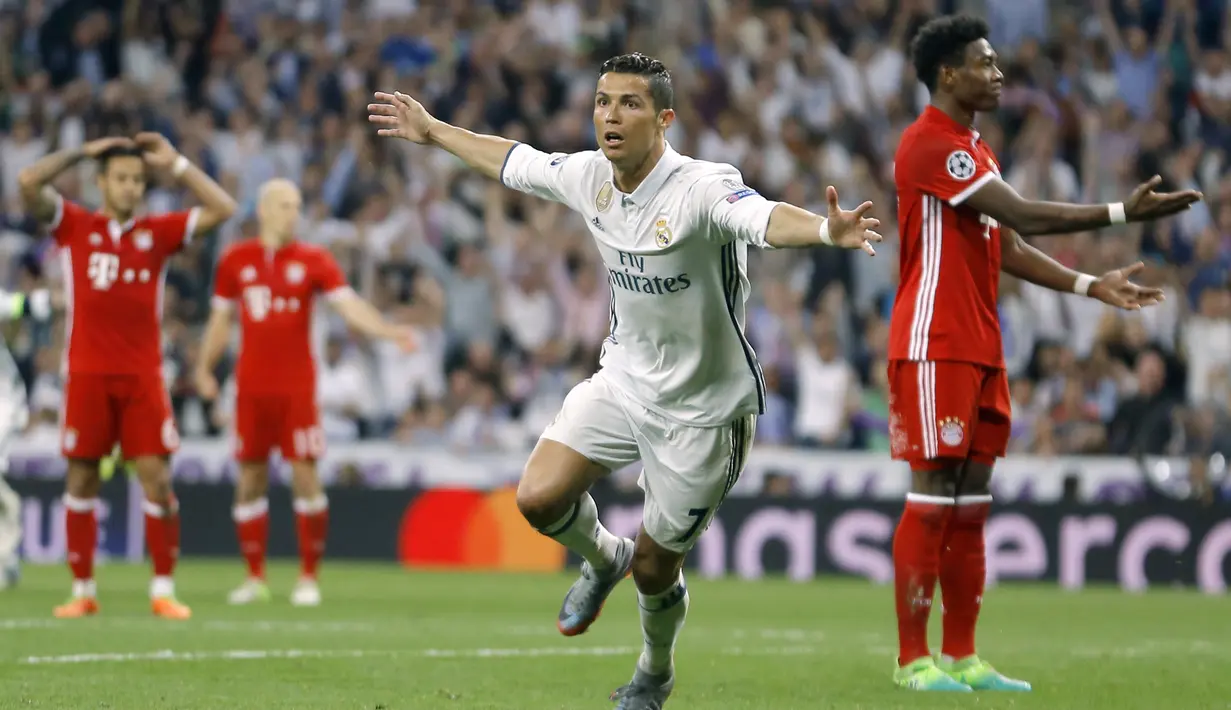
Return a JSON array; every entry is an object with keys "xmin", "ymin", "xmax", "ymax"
[{"xmin": 939, "ymin": 416, "xmax": 965, "ymax": 447}]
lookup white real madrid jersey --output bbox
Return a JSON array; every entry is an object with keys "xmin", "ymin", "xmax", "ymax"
[{"xmin": 501, "ymin": 142, "xmax": 777, "ymax": 427}]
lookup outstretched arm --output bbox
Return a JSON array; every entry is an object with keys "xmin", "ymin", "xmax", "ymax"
[
  {"xmin": 702, "ymin": 173, "xmax": 882, "ymax": 253},
  {"xmin": 368, "ymin": 92, "xmax": 515, "ymax": 180},
  {"xmin": 1000, "ymin": 229, "xmax": 1163, "ymax": 310},
  {"xmin": 965, "ymin": 174, "xmax": 1201, "ymax": 237},
  {"xmin": 329, "ymin": 291, "xmax": 415, "ymax": 349},
  {"xmin": 764, "ymin": 188, "xmax": 881, "ymax": 252}
]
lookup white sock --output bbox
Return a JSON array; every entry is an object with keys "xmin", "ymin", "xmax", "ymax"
[
  {"xmin": 72, "ymin": 579, "xmax": 96, "ymax": 599},
  {"xmin": 150, "ymin": 576, "xmax": 175, "ymax": 599},
  {"xmin": 637, "ymin": 573, "xmax": 688, "ymax": 675},
  {"xmin": 540, "ymin": 493, "xmax": 620, "ymax": 571}
]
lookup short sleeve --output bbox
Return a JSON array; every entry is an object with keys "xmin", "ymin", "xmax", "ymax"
[
  {"xmin": 148, "ymin": 208, "xmax": 202, "ymax": 253},
  {"xmin": 695, "ymin": 167, "xmax": 778, "ymax": 247},
  {"xmin": 499, "ymin": 144, "xmax": 595, "ymax": 208},
  {"xmin": 211, "ymin": 250, "xmax": 240, "ymax": 309},
  {"xmin": 315, "ymin": 250, "xmax": 352, "ymax": 301},
  {"xmin": 904, "ymin": 136, "xmax": 996, "ymax": 207},
  {"xmin": 49, "ymin": 196, "xmax": 90, "ymax": 246}
]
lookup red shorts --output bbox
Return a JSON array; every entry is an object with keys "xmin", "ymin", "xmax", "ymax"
[
  {"xmin": 887, "ymin": 360, "xmax": 1010, "ymax": 469},
  {"xmin": 234, "ymin": 388, "xmax": 323, "ymax": 463},
  {"xmin": 61, "ymin": 373, "xmax": 178, "ymax": 460}
]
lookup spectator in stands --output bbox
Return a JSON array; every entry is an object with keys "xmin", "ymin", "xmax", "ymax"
[
  {"xmin": 792, "ymin": 314, "xmax": 859, "ymax": 449},
  {"xmin": 318, "ymin": 336, "xmax": 370, "ymax": 442},
  {"xmin": 1108, "ymin": 349, "xmax": 1178, "ymax": 455},
  {"xmin": 0, "ymin": 0, "xmax": 1224, "ymax": 471}
]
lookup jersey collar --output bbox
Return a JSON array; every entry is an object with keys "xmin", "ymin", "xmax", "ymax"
[
  {"xmin": 620, "ymin": 142, "xmax": 688, "ymax": 208},
  {"xmin": 106, "ymin": 217, "xmax": 136, "ymax": 244},
  {"xmin": 923, "ymin": 105, "xmax": 981, "ymax": 142}
]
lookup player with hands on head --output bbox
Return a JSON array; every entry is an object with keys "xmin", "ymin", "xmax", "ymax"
[
  {"xmin": 18, "ymin": 132, "xmax": 237, "ymax": 620},
  {"xmin": 371, "ymin": 53, "xmax": 880, "ymax": 709},
  {"xmin": 195, "ymin": 178, "xmax": 414, "ymax": 608},
  {"xmin": 887, "ymin": 15, "xmax": 1200, "ymax": 693}
]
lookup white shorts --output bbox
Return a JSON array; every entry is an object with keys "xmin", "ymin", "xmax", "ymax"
[{"xmin": 540, "ymin": 373, "xmax": 755, "ymax": 553}]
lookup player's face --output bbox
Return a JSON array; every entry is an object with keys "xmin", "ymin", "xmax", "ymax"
[
  {"xmin": 261, "ymin": 191, "xmax": 302, "ymax": 240},
  {"xmin": 97, "ymin": 156, "xmax": 147, "ymax": 216},
  {"xmin": 953, "ymin": 39, "xmax": 1003, "ymax": 111},
  {"xmin": 593, "ymin": 73, "xmax": 674, "ymax": 165}
]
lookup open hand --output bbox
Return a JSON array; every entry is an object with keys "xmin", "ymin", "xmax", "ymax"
[
  {"xmin": 368, "ymin": 91, "xmax": 435, "ymax": 144},
  {"xmin": 1089, "ymin": 262, "xmax": 1165, "ymax": 310},
  {"xmin": 1124, "ymin": 175, "xmax": 1203, "ymax": 222},
  {"xmin": 81, "ymin": 136, "xmax": 134, "ymax": 158},
  {"xmin": 194, "ymin": 369, "xmax": 220, "ymax": 400},
  {"xmin": 134, "ymin": 132, "xmax": 180, "ymax": 170},
  {"xmin": 825, "ymin": 186, "xmax": 882, "ymax": 256}
]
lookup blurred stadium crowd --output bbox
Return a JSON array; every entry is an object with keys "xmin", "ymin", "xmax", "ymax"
[{"xmin": 3, "ymin": 0, "xmax": 1231, "ymax": 467}]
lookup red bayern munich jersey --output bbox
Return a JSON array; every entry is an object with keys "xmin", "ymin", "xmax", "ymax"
[
  {"xmin": 890, "ymin": 105, "xmax": 1004, "ymax": 368},
  {"xmin": 212, "ymin": 239, "xmax": 350, "ymax": 393},
  {"xmin": 52, "ymin": 196, "xmax": 199, "ymax": 375}
]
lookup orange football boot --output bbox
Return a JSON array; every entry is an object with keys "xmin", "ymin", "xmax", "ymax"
[
  {"xmin": 151, "ymin": 596, "xmax": 192, "ymax": 620},
  {"xmin": 53, "ymin": 597, "xmax": 99, "ymax": 618}
]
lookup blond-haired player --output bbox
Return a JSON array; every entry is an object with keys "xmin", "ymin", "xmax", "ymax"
[{"xmin": 196, "ymin": 178, "xmax": 413, "ymax": 606}]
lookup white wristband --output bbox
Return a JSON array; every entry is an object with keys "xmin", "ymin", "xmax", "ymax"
[
  {"xmin": 1073, "ymin": 273, "xmax": 1096, "ymax": 297},
  {"xmin": 1107, "ymin": 202, "xmax": 1126, "ymax": 225},
  {"xmin": 171, "ymin": 155, "xmax": 190, "ymax": 178},
  {"xmin": 818, "ymin": 218, "xmax": 833, "ymax": 246}
]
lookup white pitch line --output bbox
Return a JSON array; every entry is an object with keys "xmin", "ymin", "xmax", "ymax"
[
  {"xmin": 18, "ymin": 645, "xmax": 830, "ymax": 666},
  {"xmin": 0, "ymin": 618, "xmax": 380, "ymax": 632},
  {"xmin": 20, "ymin": 646, "xmax": 638, "ymax": 665}
]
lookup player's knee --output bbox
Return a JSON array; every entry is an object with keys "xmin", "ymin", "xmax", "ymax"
[
  {"xmin": 65, "ymin": 460, "xmax": 101, "ymax": 499},
  {"xmin": 515, "ymin": 478, "xmax": 570, "ymax": 530},
  {"xmin": 958, "ymin": 458, "xmax": 994, "ymax": 496},
  {"xmin": 236, "ymin": 464, "xmax": 269, "ymax": 503},
  {"xmin": 131, "ymin": 456, "xmax": 172, "ymax": 503},
  {"xmin": 518, "ymin": 440, "xmax": 599, "ymax": 529},
  {"xmin": 631, "ymin": 533, "xmax": 684, "ymax": 595},
  {"xmin": 289, "ymin": 462, "xmax": 321, "ymax": 499},
  {"xmin": 910, "ymin": 460, "xmax": 963, "ymax": 496}
]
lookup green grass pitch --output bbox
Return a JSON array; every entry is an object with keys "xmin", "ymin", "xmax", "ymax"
[{"xmin": 1, "ymin": 561, "xmax": 1226, "ymax": 709}]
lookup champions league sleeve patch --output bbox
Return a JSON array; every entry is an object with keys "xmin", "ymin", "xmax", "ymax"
[
  {"xmin": 726, "ymin": 188, "xmax": 759, "ymax": 203},
  {"xmin": 945, "ymin": 150, "xmax": 977, "ymax": 180}
]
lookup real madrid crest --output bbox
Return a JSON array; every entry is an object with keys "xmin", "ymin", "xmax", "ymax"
[
  {"xmin": 654, "ymin": 217, "xmax": 672, "ymax": 248},
  {"xmin": 133, "ymin": 230, "xmax": 154, "ymax": 251},
  {"xmin": 595, "ymin": 182, "xmax": 614, "ymax": 212},
  {"xmin": 286, "ymin": 262, "xmax": 306, "ymax": 284}
]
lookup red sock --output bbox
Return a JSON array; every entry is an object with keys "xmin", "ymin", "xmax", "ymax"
[
  {"xmin": 893, "ymin": 495, "xmax": 954, "ymax": 666},
  {"xmin": 294, "ymin": 496, "xmax": 328, "ymax": 579},
  {"xmin": 940, "ymin": 496, "xmax": 991, "ymax": 660},
  {"xmin": 143, "ymin": 497, "xmax": 180, "ymax": 578},
  {"xmin": 233, "ymin": 498, "xmax": 270, "ymax": 580},
  {"xmin": 63, "ymin": 495, "xmax": 97, "ymax": 584}
]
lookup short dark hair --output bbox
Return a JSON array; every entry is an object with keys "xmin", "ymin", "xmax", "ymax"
[
  {"xmin": 598, "ymin": 53, "xmax": 674, "ymax": 111},
  {"xmin": 909, "ymin": 15, "xmax": 991, "ymax": 92},
  {"xmin": 96, "ymin": 145, "xmax": 144, "ymax": 173}
]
